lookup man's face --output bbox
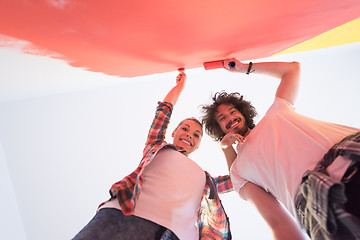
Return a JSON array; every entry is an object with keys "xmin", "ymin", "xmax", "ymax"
[
  {"xmin": 215, "ymin": 103, "xmax": 248, "ymax": 136},
  {"xmin": 172, "ymin": 119, "xmax": 203, "ymax": 156}
]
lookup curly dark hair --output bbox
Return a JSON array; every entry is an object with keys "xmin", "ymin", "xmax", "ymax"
[{"xmin": 201, "ymin": 91, "xmax": 257, "ymax": 141}]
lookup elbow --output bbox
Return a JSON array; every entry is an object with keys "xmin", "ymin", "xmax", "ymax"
[
  {"xmin": 282, "ymin": 61, "xmax": 300, "ymax": 82},
  {"xmin": 279, "ymin": 61, "xmax": 300, "ymax": 80},
  {"xmin": 291, "ymin": 61, "xmax": 300, "ymax": 72}
]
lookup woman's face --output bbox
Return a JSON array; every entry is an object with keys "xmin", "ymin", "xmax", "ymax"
[{"xmin": 172, "ymin": 119, "xmax": 203, "ymax": 156}]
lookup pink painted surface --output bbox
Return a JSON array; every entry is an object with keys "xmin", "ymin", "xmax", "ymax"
[{"xmin": 0, "ymin": 0, "xmax": 359, "ymax": 77}]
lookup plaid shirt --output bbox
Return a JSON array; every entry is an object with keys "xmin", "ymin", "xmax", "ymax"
[
  {"xmin": 108, "ymin": 102, "xmax": 233, "ymax": 239},
  {"xmin": 295, "ymin": 131, "xmax": 360, "ymax": 240}
]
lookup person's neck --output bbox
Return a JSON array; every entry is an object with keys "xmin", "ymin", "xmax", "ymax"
[{"xmin": 243, "ymin": 129, "xmax": 251, "ymax": 138}]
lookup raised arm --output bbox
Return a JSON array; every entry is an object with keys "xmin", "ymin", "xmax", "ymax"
[
  {"xmin": 223, "ymin": 58, "xmax": 300, "ymax": 105},
  {"xmin": 239, "ymin": 182, "xmax": 307, "ymax": 240},
  {"xmin": 143, "ymin": 71, "xmax": 187, "ymax": 148},
  {"xmin": 163, "ymin": 70, "xmax": 186, "ymax": 106}
]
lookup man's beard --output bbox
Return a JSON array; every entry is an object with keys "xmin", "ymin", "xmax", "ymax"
[
  {"xmin": 235, "ymin": 125, "xmax": 249, "ymax": 136},
  {"xmin": 226, "ymin": 117, "xmax": 249, "ymax": 136}
]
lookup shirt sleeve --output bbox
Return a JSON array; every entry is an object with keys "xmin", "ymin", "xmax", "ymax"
[
  {"xmin": 230, "ymin": 164, "xmax": 248, "ymax": 193},
  {"xmin": 213, "ymin": 175, "xmax": 234, "ymax": 194},
  {"xmin": 266, "ymin": 97, "xmax": 295, "ymax": 115},
  {"xmin": 143, "ymin": 102, "xmax": 173, "ymax": 153}
]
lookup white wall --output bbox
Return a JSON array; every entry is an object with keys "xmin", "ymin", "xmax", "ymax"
[
  {"xmin": 0, "ymin": 84, "xmax": 159, "ymax": 240},
  {"xmin": 0, "ymin": 139, "xmax": 27, "ymax": 240}
]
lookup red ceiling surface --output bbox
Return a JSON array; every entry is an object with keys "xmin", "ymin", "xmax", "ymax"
[{"xmin": 0, "ymin": 0, "xmax": 359, "ymax": 77}]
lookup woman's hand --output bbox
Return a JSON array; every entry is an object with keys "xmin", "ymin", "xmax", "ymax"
[
  {"xmin": 176, "ymin": 71, "xmax": 186, "ymax": 87},
  {"xmin": 163, "ymin": 69, "xmax": 187, "ymax": 105}
]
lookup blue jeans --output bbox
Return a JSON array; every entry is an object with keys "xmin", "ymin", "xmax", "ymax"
[{"xmin": 72, "ymin": 208, "xmax": 179, "ymax": 240}]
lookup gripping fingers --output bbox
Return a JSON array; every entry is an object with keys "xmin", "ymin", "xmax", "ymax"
[
  {"xmin": 235, "ymin": 134, "xmax": 245, "ymax": 143},
  {"xmin": 223, "ymin": 58, "xmax": 237, "ymax": 70},
  {"xmin": 221, "ymin": 133, "xmax": 245, "ymax": 149},
  {"xmin": 176, "ymin": 72, "xmax": 186, "ymax": 83}
]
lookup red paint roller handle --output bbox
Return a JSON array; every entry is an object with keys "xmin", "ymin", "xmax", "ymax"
[
  {"xmin": 203, "ymin": 60, "xmax": 224, "ymax": 70},
  {"xmin": 203, "ymin": 60, "xmax": 236, "ymax": 70}
]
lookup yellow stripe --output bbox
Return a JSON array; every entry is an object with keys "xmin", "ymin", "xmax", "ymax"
[{"xmin": 274, "ymin": 18, "xmax": 360, "ymax": 55}]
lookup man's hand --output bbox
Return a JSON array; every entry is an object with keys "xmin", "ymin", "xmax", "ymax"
[
  {"xmin": 220, "ymin": 132, "xmax": 245, "ymax": 149},
  {"xmin": 223, "ymin": 58, "xmax": 248, "ymax": 73}
]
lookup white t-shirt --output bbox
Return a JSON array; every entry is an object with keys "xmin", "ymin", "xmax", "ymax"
[
  {"xmin": 230, "ymin": 97, "xmax": 358, "ymax": 216},
  {"xmin": 101, "ymin": 147, "xmax": 206, "ymax": 240}
]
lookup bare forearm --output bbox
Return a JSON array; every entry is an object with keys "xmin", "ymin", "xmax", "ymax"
[
  {"xmin": 240, "ymin": 183, "xmax": 307, "ymax": 240},
  {"xmin": 246, "ymin": 62, "xmax": 299, "ymax": 79},
  {"xmin": 226, "ymin": 60, "xmax": 299, "ymax": 78},
  {"xmin": 222, "ymin": 146, "xmax": 237, "ymax": 171},
  {"xmin": 163, "ymin": 71, "xmax": 186, "ymax": 105},
  {"xmin": 263, "ymin": 202, "xmax": 307, "ymax": 240},
  {"xmin": 220, "ymin": 133, "xmax": 243, "ymax": 171},
  {"xmin": 163, "ymin": 85, "xmax": 184, "ymax": 105},
  {"xmin": 270, "ymin": 220, "xmax": 308, "ymax": 240}
]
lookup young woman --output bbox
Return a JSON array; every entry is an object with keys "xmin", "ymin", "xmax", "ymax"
[{"xmin": 72, "ymin": 71, "xmax": 233, "ymax": 240}]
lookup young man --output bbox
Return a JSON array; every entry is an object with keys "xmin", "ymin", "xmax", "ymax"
[
  {"xmin": 201, "ymin": 58, "xmax": 360, "ymax": 240},
  {"xmin": 72, "ymin": 71, "xmax": 233, "ymax": 240}
]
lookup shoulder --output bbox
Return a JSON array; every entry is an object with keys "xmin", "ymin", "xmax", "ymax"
[{"xmin": 266, "ymin": 97, "xmax": 295, "ymax": 115}]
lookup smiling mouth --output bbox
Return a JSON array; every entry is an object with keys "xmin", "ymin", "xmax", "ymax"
[
  {"xmin": 180, "ymin": 138, "xmax": 192, "ymax": 146},
  {"xmin": 226, "ymin": 119, "xmax": 241, "ymax": 130}
]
